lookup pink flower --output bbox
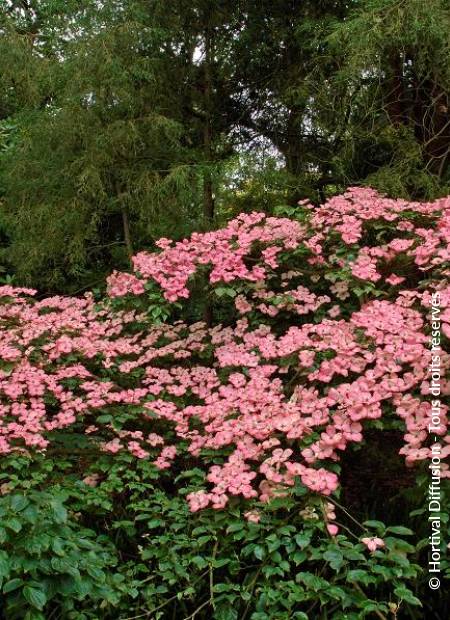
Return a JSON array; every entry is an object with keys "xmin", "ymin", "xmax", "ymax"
[
  {"xmin": 327, "ymin": 524, "xmax": 339, "ymax": 536},
  {"xmin": 82, "ymin": 474, "xmax": 100, "ymax": 487},
  {"xmin": 361, "ymin": 536, "xmax": 385, "ymax": 551},
  {"xmin": 386, "ymin": 274, "xmax": 405, "ymax": 286},
  {"xmin": 244, "ymin": 510, "xmax": 261, "ymax": 523},
  {"xmin": 106, "ymin": 272, "xmax": 145, "ymax": 297},
  {"xmin": 328, "ymin": 305, "xmax": 341, "ymax": 318}
]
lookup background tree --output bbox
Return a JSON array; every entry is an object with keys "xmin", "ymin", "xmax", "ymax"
[
  {"xmin": 0, "ymin": 0, "xmax": 239, "ymax": 291},
  {"xmin": 1, "ymin": 0, "xmax": 450, "ymax": 291},
  {"xmin": 324, "ymin": 0, "xmax": 450, "ymax": 198}
]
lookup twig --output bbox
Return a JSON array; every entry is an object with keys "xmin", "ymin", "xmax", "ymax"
[
  {"xmin": 351, "ymin": 582, "xmax": 388, "ymax": 620},
  {"xmin": 325, "ymin": 496, "xmax": 367, "ymax": 531},
  {"xmin": 209, "ymin": 539, "xmax": 218, "ymax": 609},
  {"xmin": 182, "ymin": 598, "xmax": 211, "ymax": 620},
  {"xmin": 332, "ymin": 520, "xmax": 361, "ymax": 541},
  {"xmin": 120, "ymin": 570, "xmax": 209, "ymax": 620}
]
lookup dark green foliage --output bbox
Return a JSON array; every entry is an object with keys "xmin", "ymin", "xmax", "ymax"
[
  {"xmin": 0, "ymin": 0, "xmax": 239, "ymax": 290},
  {"xmin": 1, "ymin": 450, "xmax": 447, "ymax": 619},
  {"xmin": 325, "ymin": 0, "xmax": 450, "ymax": 198},
  {"xmin": 0, "ymin": 487, "xmax": 125, "ymax": 619},
  {"xmin": 2, "ymin": 1, "xmax": 450, "ymax": 290}
]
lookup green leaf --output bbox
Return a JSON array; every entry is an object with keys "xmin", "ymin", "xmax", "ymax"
[
  {"xmin": 22, "ymin": 505, "xmax": 38, "ymax": 523},
  {"xmin": 5, "ymin": 518, "xmax": 22, "ymax": 533},
  {"xmin": 278, "ymin": 525, "xmax": 295, "ymax": 535},
  {"xmin": 24, "ymin": 612, "xmax": 45, "ymax": 620},
  {"xmin": 262, "ymin": 566, "xmax": 284, "ymax": 578},
  {"xmin": 215, "ymin": 287, "xmax": 237, "ymax": 298},
  {"xmin": 323, "ymin": 549, "xmax": 345, "ymax": 570},
  {"xmin": 10, "ymin": 495, "xmax": 29, "ymax": 512},
  {"xmin": 362, "ymin": 602, "xmax": 389, "ymax": 613},
  {"xmin": 214, "ymin": 583, "xmax": 232, "ymax": 593},
  {"xmin": 384, "ymin": 538, "xmax": 415, "ymax": 553},
  {"xmin": 51, "ymin": 557, "xmax": 80, "ymax": 578},
  {"xmin": 296, "ymin": 572, "xmax": 327, "ymax": 590},
  {"xmin": 191, "ymin": 555, "xmax": 208, "ymax": 569},
  {"xmin": 294, "ymin": 533, "xmax": 311, "ymax": 549},
  {"xmin": 145, "ymin": 519, "xmax": 164, "ymax": 529},
  {"xmin": 387, "ymin": 526, "xmax": 414, "ymax": 536},
  {"xmin": 347, "ymin": 570, "xmax": 375, "ymax": 586},
  {"xmin": 212, "ymin": 558, "xmax": 230, "ymax": 568},
  {"xmin": 23, "ymin": 586, "xmax": 47, "ymax": 610},
  {"xmin": 226, "ymin": 523, "xmax": 244, "ymax": 533},
  {"xmin": 293, "ymin": 550, "xmax": 307, "ymax": 565},
  {"xmin": 0, "ymin": 556, "xmax": 10, "ymax": 578},
  {"xmin": 74, "ymin": 578, "xmax": 92, "ymax": 598},
  {"xmin": 51, "ymin": 538, "xmax": 65, "ymax": 556},
  {"xmin": 372, "ymin": 565, "xmax": 392, "ymax": 580},
  {"xmin": 86, "ymin": 565, "xmax": 105, "ymax": 582},
  {"xmin": 393, "ymin": 586, "xmax": 422, "ymax": 606},
  {"xmin": 49, "ymin": 501, "xmax": 67, "ymax": 524},
  {"xmin": 253, "ymin": 545, "xmax": 264, "ymax": 560},
  {"xmin": 3, "ymin": 578, "xmax": 23, "ymax": 594},
  {"xmin": 96, "ymin": 415, "xmax": 113, "ymax": 424},
  {"xmin": 363, "ymin": 520, "xmax": 386, "ymax": 533}
]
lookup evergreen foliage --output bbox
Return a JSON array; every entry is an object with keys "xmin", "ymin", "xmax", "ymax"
[{"xmin": 1, "ymin": 0, "xmax": 450, "ymax": 288}]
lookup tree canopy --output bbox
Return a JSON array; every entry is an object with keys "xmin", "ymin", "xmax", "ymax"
[{"xmin": 1, "ymin": 0, "xmax": 450, "ymax": 291}]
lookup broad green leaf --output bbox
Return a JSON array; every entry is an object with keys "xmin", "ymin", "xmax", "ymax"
[
  {"xmin": 23, "ymin": 586, "xmax": 47, "ymax": 610},
  {"xmin": 3, "ymin": 578, "xmax": 23, "ymax": 593},
  {"xmin": 10, "ymin": 495, "xmax": 29, "ymax": 512}
]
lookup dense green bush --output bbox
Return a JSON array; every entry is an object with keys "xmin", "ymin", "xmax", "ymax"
[
  {"xmin": 1, "ymin": 451, "xmax": 447, "ymax": 619},
  {"xmin": 0, "ymin": 485, "xmax": 124, "ymax": 619}
]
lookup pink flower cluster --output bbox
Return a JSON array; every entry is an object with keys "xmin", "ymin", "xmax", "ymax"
[
  {"xmin": 107, "ymin": 212, "xmax": 306, "ymax": 301},
  {"xmin": 1, "ymin": 188, "xmax": 449, "ymax": 512},
  {"xmin": 306, "ymin": 187, "xmax": 450, "ymax": 284}
]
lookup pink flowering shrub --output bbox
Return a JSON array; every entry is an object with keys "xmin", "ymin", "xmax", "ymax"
[
  {"xmin": 0, "ymin": 188, "xmax": 449, "ymax": 516},
  {"xmin": 1, "ymin": 187, "xmax": 450, "ymax": 619}
]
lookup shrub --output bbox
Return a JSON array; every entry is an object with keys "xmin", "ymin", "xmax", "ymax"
[
  {"xmin": 0, "ymin": 187, "xmax": 448, "ymax": 617},
  {"xmin": 0, "ymin": 487, "xmax": 125, "ymax": 619}
]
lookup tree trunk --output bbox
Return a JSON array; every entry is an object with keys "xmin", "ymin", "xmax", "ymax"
[
  {"xmin": 203, "ymin": 22, "xmax": 214, "ymax": 224},
  {"xmin": 385, "ymin": 52, "xmax": 407, "ymax": 127},
  {"xmin": 121, "ymin": 205, "xmax": 133, "ymax": 261},
  {"xmin": 201, "ymin": 20, "xmax": 215, "ymax": 326}
]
